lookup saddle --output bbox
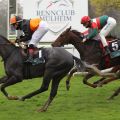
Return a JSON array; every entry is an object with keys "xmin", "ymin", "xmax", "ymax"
[
  {"xmin": 19, "ymin": 46, "xmax": 46, "ymax": 79},
  {"xmin": 21, "ymin": 47, "xmax": 45, "ymax": 65},
  {"xmin": 100, "ymin": 38, "xmax": 120, "ymax": 58}
]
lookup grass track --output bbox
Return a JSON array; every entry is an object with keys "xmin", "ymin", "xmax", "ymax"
[{"xmin": 0, "ymin": 61, "xmax": 120, "ymax": 120}]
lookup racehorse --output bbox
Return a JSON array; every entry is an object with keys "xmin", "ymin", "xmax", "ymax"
[
  {"xmin": 52, "ymin": 27, "xmax": 120, "ymax": 99},
  {"xmin": 0, "ymin": 35, "xmax": 83, "ymax": 112}
]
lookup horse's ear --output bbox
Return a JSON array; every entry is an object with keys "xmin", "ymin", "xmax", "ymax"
[{"xmin": 66, "ymin": 26, "xmax": 71, "ymax": 32}]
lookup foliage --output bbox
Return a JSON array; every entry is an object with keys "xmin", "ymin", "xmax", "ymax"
[
  {"xmin": 89, "ymin": 0, "xmax": 120, "ymax": 37},
  {"xmin": 89, "ymin": 0, "xmax": 120, "ymax": 16}
]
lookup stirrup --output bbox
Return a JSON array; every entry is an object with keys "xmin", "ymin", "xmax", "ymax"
[
  {"xmin": 25, "ymin": 57, "xmax": 34, "ymax": 63},
  {"xmin": 32, "ymin": 58, "xmax": 45, "ymax": 65}
]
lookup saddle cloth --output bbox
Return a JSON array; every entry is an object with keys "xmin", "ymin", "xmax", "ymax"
[{"xmin": 102, "ymin": 39, "xmax": 120, "ymax": 58}]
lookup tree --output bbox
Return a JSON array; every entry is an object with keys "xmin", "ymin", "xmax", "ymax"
[
  {"xmin": 0, "ymin": 0, "xmax": 8, "ymax": 37},
  {"xmin": 89, "ymin": 0, "xmax": 120, "ymax": 37}
]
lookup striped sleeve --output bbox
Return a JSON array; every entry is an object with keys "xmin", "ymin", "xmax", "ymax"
[{"xmin": 87, "ymin": 22, "xmax": 98, "ymax": 39}]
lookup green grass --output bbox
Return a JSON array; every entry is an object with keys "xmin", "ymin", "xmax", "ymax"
[{"xmin": 0, "ymin": 61, "xmax": 120, "ymax": 120}]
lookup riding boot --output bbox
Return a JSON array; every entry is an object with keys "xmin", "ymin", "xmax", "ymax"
[
  {"xmin": 104, "ymin": 46, "xmax": 111, "ymax": 56},
  {"xmin": 26, "ymin": 45, "xmax": 35, "ymax": 63}
]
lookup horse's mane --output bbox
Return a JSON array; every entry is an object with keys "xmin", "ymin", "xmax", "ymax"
[
  {"xmin": 0, "ymin": 35, "xmax": 17, "ymax": 48},
  {"xmin": 0, "ymin": 35, "xmax": 11, "ymax": 43},
  {"xmin": 71, "ymin": 30, "xmax": 83, "ymax": 38},
  {"xmin": 71, "ymin": 30, "xmax": 82, "ymax": 38},
  {"xmin": 71, "ymin": 30, "xmax": 120, "ymax": 40}
]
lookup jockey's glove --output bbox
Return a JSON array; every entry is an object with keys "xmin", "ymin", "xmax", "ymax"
[
  {"xmin": 15, "ymin": 37, "xmax": 21, "ymax": 43},
  {"xmin": 82, "ymin": 38, "xmax": 87, "ymax": 43},
  {"xmin": 15, "ymin": 36, "xmax": 27, "ymax": 43}
]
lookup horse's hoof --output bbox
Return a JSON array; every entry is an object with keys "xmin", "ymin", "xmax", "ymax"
[
  {"xmin": 107, "ymin": 97, "xmax": 114, "ymax": 100},
  {"xmin": 8, "ymin": 96, "xmax": 19, "ymax": 100},
  {"xmin": 97, "ymin": 83, "xmax": 103, "ymax": 87},
  {"xmin": 37, "ymin": 108, "xmax": 47, "ymax": 112},
  {"xmin": 18, "ymin": 97, "xmax": 25, "ymax": 101},
  {"xmin": 92, "ymin": 84, "xmax": 97, "ymax": 88},
  {"xmin": 93, "ymin": 81, "xmax": 99, "ymax": 84},
  {"xmin": 66, "ymin": 85, "xmax": 70, "ymax": 91}
]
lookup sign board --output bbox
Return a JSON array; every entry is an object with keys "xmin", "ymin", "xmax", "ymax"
[
  {"xmin": 0, "ymin": 0, "xmax": 8, "ymax": 38},
  {"xmin": 22, "ymin": 0, "xmax": 88, "ymax": 42}
]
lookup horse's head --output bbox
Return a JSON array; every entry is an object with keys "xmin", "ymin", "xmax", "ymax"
[
  {"xmin": 52, "ymin": 26, "xmax": 72, "ymax": 47},
  {"xmin": 52, "ymin": 26, "xmax": 84, "ymax": 47}
]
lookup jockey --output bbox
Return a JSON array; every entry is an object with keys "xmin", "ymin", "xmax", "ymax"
[
  {"xmin": 10, "ymin": 15, "xmax": 49, "ymax": 63},
  {"xmin": 80, "ymin": 15, "xmax": 117, "ymax": 56}
]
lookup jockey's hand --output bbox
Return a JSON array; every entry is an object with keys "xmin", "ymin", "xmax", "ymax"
[
  {"xmin": 20, "ymin": 35, "xmax": 25, "ymax": 39},
  {"xmin": 82, "ymin": 38, "xmax": 87, "ymax": 43},
  {"xmin": 19, "ymin": 36, "xmax": 27, "ymax": 42},
  {"xmin": 15, "ymin": 37, "xmax": 21, "ymax": 43}
]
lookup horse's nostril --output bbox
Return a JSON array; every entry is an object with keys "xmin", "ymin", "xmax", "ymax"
[{"xmin": 51, "ymin": 43, "xmax": 54, "ymax": 47}]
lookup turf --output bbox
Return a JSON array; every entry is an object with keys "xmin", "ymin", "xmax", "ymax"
[{"xmin": 0, "ymin": 61, "xmax": 120, "ymax": 120}]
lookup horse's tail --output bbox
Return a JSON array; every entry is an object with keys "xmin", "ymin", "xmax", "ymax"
[{"xmin": 72, "ymin": 55, "xmax": 86, "ymax": 72}]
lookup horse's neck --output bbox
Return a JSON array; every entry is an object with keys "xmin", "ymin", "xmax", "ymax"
[
  {"xmin": 71, "ymin": 38, "xmax": 85, "ymax": 58},
  {"xmin": 0, "ymin": 43, "xmax": 16, "ymax": 61}
]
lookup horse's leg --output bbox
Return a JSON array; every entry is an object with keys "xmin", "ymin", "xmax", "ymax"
[
  {"xmin": 93, "ymin": 65, "xmax": 120, "ymax": 85},
  {"xmin": 0, "ymin": 76, "xmax": 22, "ymax": 100},
  {"xmin": 66, "ymin": 67, "xmax": 77, "ymax": 90},
  {"xmin": 93, "ymin": 77, "xmax": 106, "ymax": 84},
  {"xmin": 108, "ymin": 87, "xmax": 120, "ymax": 100},
  {"xmin": 85, "ymin": 64, "xmax": 117, "ymax": 78},
  {"xmin": 96, "ymin": 66, "xmax": 120, "ymax": 87},
  {"xmin": 110, "ymin": 65, "xmax": 120, "ymax": 73},
  {"xmin": 97, "ymin": 77, "xmax": 118, "ymax": 87},
  {"xmin": 83, "ymin": 72, "xmax": 97, "ymax": 88},
  {"xmin": 0, "ymin": 76, "xmax": 9, "ymax": 84},
  {"xmin": 37, "ymin": 74, "xmax": 65, "ymax": 112},
  {"xmin": 19, "ymin": 69, "xmax": 53, "ymax": 101}
]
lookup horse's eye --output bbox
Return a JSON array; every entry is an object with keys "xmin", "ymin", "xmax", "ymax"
[{"xmin": 60, "ymin": 34, "xmax": 63, "ymax": 37}]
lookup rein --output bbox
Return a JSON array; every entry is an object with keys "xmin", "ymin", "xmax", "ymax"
[{"xmin": 0, "ymin": 41, "xmax": 16, "ymax": 45}]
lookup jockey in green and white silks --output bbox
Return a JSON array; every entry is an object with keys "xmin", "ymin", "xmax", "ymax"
[{"xmin": 81, "ymin": 15, "xmax": 117, "ymax": 56}]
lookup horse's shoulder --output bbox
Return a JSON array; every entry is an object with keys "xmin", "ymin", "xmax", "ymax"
[{"xmin": 86, "ymin": 39, "xmax": 100, "ymax": 45}]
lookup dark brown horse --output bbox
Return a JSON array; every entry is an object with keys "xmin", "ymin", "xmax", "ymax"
[
  {"xmin": 52, "ymin": 27, "xmax": 120, "ymax": 99},
  {"xmin": 0, "ymin": 35, "xmax": 84, "ymax": 112}
]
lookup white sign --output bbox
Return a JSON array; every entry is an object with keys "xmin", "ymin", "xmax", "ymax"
[
  {"xmin": 36, "ymin": 0, "xmax": 75, "ymax": 33},
  {"xmin": 22, "ymin": 0, "xmax": 88, "ymax": 42}
]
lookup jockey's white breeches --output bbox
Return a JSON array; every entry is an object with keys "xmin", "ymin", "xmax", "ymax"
[
  {"xmin": 99, "ymin": 17, "xmax": 116, "ymax": 47},
  {"xmin": 28, "ymin": 20, "xmax": 49, "ymax": 47}
]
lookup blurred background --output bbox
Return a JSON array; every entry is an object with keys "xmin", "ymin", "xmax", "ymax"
[
  {"xmin": 89, "ymin": 0, "xmax": 120, "ymax": 38},
  {"xmin": 0, "ymin": 0, "xmax": 119, "ymax": 39}
]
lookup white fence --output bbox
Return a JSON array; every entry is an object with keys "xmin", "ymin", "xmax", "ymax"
[{"xmin": 38, "ymin": 42, "xmax": 80, "ymax": 58}]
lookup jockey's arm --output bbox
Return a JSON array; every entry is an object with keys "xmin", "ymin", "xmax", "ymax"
[
  {"xmin": 87, "ymin": 22, "xmax": 99, "ymax": 40},
  {"xmin": 21, "ymin": 24, "xmax": 32, "ymax": 42}
]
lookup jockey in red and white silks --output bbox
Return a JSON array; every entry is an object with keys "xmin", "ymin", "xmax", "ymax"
[{"xmin": 81, "ymin": 15, "xmax": 117, "ymax": 55}]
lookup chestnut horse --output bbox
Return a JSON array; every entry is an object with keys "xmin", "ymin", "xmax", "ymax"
[{"xmin": 52, "ymin": 27, "xmax": 120, "ymax": 99}]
